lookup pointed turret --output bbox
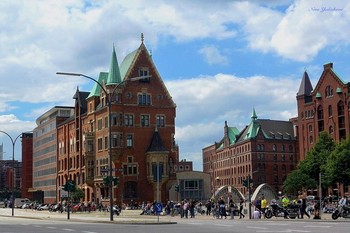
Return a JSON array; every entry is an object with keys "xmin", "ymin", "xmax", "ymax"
[
  {"xmin": 147, "ymin": 128, "xmax": 168, "ymax": 152},
  {"xmin": 251, "ymin": 107, "xmax": 257, "ymax": 121},
  {"xmin": 297, "ymin": 71, "xmax": 313, "ymax": 96},
  {"xmin": 107, "ymin": 45, "xmax": 122, "ymax": 85}
]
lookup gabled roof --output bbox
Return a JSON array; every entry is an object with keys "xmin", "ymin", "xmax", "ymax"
[
  {"xmin": 107, "ymin": 45, "xmax": 122, "ymax": 85},
  {"xmin": 312, "ymin": 63, "xmax": 347, "ymax": 95},
  {"xmin": 216, "ymin": 109, "xmax": 296, "ymax": 150},
  {"xmin": 297, "ymin": 71, "xmax": 313, "ymax": 96},
  {"xmin": 73, "ymin": 87, "xmax": 89, "ymax": 114},
  {"xmin": 147, "ymin": 128, "xmax": 168, "ymax": 152}
]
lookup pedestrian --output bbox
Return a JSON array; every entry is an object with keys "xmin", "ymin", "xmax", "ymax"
[
  {"xmin": 229, "ymin": 198, "xmax": 235, "ymax": 219},
  {"xmin": 282, "ymin": 195, "xmax": 290, "ymax": 219},
  {"xmin": 189, "ymin": 199, "xmax": 195, "ymax": 218},
  {"xmin": 206, "ymin": 199, "xmax": 212, "ymax": 216},
  {"xmin": 300, "ymin": 196, "xmax": 310, "ymax": 219},
  {"xmin": 218, "ymin": 197, "xmax": 227, "ymax": 219},
  {"xmin": 253, "ymin": 208, "xmax": 261, "ymax": 219},
  {"xmin": 255, "ymin": 196, "xmax": 262, "ymax": 212},
  {"xmin": 261, "ymin": 195, "xmax": 267, "ymax": 217},
  {"xmin": 239, "ymin": 197, "xmax": 245, "ymax": 219},
  {"xmin": 183, "ymin": 199, "xmax": 189, "ymax": 218}
]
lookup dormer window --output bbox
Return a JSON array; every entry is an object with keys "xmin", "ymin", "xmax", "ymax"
[{"xmin": 138, "ymin": 67, "xmax": 150, "ymax": 82}]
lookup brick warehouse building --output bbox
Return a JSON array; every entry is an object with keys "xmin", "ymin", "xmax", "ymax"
[
  {"xmin": 56, "ymin": 35, "xmax": 179, "ymax": 205},
  {"xmin": 296, "ymin": 62, "xmax": 350, "ymax": 196},
  {"xmin": 203, "ymin": 109, "xmax": 298, "ymax": 196}
]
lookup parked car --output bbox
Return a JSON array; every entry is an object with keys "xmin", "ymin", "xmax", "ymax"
[{"xmin": 37, "ymin": 204, "xmax": 49, "ymax": 211}]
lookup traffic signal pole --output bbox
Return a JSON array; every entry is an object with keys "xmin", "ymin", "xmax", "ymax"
[{"xmin": 248, "ymin": 176, "xmax": 251, "ymax": 219}]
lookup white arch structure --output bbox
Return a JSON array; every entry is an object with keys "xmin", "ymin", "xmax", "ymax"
[
  {"xmin": 213, "ymin": 185, "xmax": 245, "ymax": 203},
  {"xmin": 251, "ymin": 183, "xmax": 279, "ymax": 202}
]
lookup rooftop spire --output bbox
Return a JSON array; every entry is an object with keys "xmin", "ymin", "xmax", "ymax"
[
  {"xmin": 297, "ymin": 71, "xmax": 313, "ymax": 96},
  {"xmin": 107, "ymin": 44, "xmax": 122, "ymax": 85},
  {"xmin": 141, "ymin": 33, "xmax": 144, "ymax": 44},
  {"xmin": 251, "ymin": 107, "xmax": 257, "ymax": 121}
]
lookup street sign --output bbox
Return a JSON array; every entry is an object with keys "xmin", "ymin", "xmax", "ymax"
[
  {"xmin": 154, "ymin": 202, "xmax": 163, "ymax": 214},
  {"xmin": 61, "ymin": 190, "xmax": 68, "ymax": 198}
]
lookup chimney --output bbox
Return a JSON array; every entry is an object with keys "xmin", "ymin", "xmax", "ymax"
[{"xmin": 323, "ymin": 62, "xmax": 333, "ymax": 70}]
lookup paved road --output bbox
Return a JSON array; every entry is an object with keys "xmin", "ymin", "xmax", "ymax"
[{"xmin": 0, "ymin": 207, "xmax": 349, "ymax": 233}]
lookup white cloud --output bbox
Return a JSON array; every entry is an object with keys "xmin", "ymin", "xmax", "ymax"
[
  {"xmin": 167, "ymin": 73, "xmax": 300, "ymax": 170},
  {"xmin": 0, "ymin": 0, "xmax": 348, "ymax": 170},
  {"xmin": 269, "ymin": 0, "xmax": 350, "ymax": 61},
  {"xmin": 198, "ymin": 45, "xmax": 229, "ymax": 65}
]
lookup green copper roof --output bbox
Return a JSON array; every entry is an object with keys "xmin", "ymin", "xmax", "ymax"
[
  {"xmin": 107, "ymin": 45, "xmax": 122, "ymax": 85},
  {"xmin": 228, "ymin": 127, "xmax": 240, "ymax": 144},
  {"xmin": 87, "ymin": 72, "xmax": 108, "ymax": 98},
  {"xmin": 244, "ymin": 108, "xmax": 260, "ymax": 139},
  {"xmin": 120, "ymin": 48, "xmax": 138, "ymax": 80}
]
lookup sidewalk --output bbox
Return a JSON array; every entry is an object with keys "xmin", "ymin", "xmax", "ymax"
[
  {"xmin": 0, "ymin": 207, "xmax": 342, "ymax": 224},
  {"xmin": 0, "ymin": 208, "xmax": 177, "ymax": 224}
]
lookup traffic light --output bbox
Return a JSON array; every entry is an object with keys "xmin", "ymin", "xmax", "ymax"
[
  {"xmin": 63, "ymin": 180, "xmax": 76, "ymax": 192},
  {"xmin": 62, "ymin": 183, "xmax": 68, "ymax": 191},
  {"xmin": 68, "ymin": 180, "xmax": 76, "ymax": 192},
  {"xmin": 112, "ymin": 177, "xmax": 120, "ymax": 186},
  {"xmin": 103, "ymin": 176, "xmax": 111, "ymax": 185},
  {"xmin": 175, "ymin": 185, "xmax": 179, "ymax": 192},
  {"xmin": 243, "ymin": 179, "xmax": 248, "ymax": 187}
]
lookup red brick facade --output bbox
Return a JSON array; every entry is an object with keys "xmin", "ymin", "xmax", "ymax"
[
  {"xmin": 203, "ymin": 116, "xmax": 298, "ymax": 196},
  {"xmin": 296, "ymin": 62, "xmax": 350, "ymax": 195},
  {"xmin": 57, "ymin": 40, "xmax": 179, "ymax": 205},
  {"xmin": 21, "ymin": 132, "xmax": 33, "ymax": 199}
]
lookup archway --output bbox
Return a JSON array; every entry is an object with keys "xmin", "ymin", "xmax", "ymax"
[
  {"xmin": 251, "ymin": 183, "xmax": 278, "ymax": 203},
  {"xmin": 213, "ymin": 185, "xmax": 244, "ymax": 203}
]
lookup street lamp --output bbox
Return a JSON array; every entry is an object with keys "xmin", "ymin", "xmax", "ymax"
[
  {"xmin": 0, "ymin": 130, "xmax": 24, "ymax": 217},
  {"xmin": 57, "ymin": 72, "xmax": 146, "ymax": 221}
]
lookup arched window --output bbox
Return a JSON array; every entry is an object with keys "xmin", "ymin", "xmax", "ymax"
[
  {"xmin": 328, "ymin": 105, "xmax": 333, "ymax": 117},
  {"xmin": 325, "ymin": 85, "xmax": 333, "ymax": 97},
  {"xmin": 317, "ymin": 105, "xmax": 324, "ymax": 132}
]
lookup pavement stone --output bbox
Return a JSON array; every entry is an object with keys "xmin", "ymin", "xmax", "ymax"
[{"xmin": 0, "ymin": 207, "xmax": 345, "ymax": 224}]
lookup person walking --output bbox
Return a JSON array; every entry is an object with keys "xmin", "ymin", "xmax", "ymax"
[
  {"xmin": 282, "ymin": 195, "xmax": 290, "ymax": 219},
  {"xmin": 261, "ymin": 195, "xmax": 267, "ymax": 217},
  {"xmin": 229, "ymin": 198, "xmax": 235, "ymax": 219},
  {"xmin": 183, "ymin": 199, "xmax": 189, "ymax": 218},
  {"xmin": 218, "ymin": 197, "xmax": 227, "ymax": 219},
  {"xmin": 205, "ymin": 199, "xmax": 212, "ymax": 216},
  {"xmin": 239, "ymin": 198, "xmax": 245, "ymax": 219}
]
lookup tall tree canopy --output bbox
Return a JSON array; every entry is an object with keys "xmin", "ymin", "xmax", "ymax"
[{"xmin": 325, "ymin": 138, "xmax": 350, "ymax": 189}]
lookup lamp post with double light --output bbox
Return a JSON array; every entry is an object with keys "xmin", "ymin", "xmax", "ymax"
[
  {"xmin": 0, "ymin": 130, "xmax": 24, "ymax": 217},
  {"xmin": 57, "ymin": 72, "xmax": 147, "ymax": 221}
]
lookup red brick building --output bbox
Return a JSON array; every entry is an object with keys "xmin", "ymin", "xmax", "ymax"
[
  {"xmin": 57, "ymin": 35, "xmax": 179, "ymax": 205},
  {"xmin": 21, "ymin": 132, "xmax": 33, "ymax": 199},
  {"xmin": 203, "ymin": 109, "xmax": 299, "ymax": 195},
  {"xmin": 297, "ymin": 63, "xmax": 350, "ymax": 159},
  {"xmin": 296, "ymin": 62, "xmax": 350, "ymax": 195}
]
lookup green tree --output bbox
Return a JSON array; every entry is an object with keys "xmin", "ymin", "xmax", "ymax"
[
  {"xmin": 324, "ymin": 138, "xmax": 350, "ymax": 191},
  {"xmin": 283, "ymin": 169, "xmax": 317, "ymax": 194},
  {"xmin": 283, "ymin": 131, "xmax": 335, "ymax": 194},
  {"xmin": 70, "ymin": 188, "xmax": 84, "ymax": 202},
  {"xmin": 298, "ymin": 131, "xmax": 335, "ymax": 181}
]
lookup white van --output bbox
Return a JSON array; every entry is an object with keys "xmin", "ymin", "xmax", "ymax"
[{"xmin": 14, "ymin": 198, "xmax": 30, "ymax": 208}]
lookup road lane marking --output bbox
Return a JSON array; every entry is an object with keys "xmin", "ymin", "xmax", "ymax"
[{"xmin": 247, "ymin": 226, "xmax": 268, "ymax": 229}]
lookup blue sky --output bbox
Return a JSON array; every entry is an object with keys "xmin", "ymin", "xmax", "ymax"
[{"xmin": 0, "ymin": 0, "xmax": 349, "ymax": 171}]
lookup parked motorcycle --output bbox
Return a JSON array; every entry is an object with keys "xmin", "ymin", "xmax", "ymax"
[
  {"xmin": 332, "ymin": 205, "xmax": 350, "ymax": 220},
  {"xmin": 107, "ymin": 205, "xmax": 121, "ymax": 216},
  {"xmin": 265, "ymin": 203, "xmax": 299, "ymax": 219}
]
